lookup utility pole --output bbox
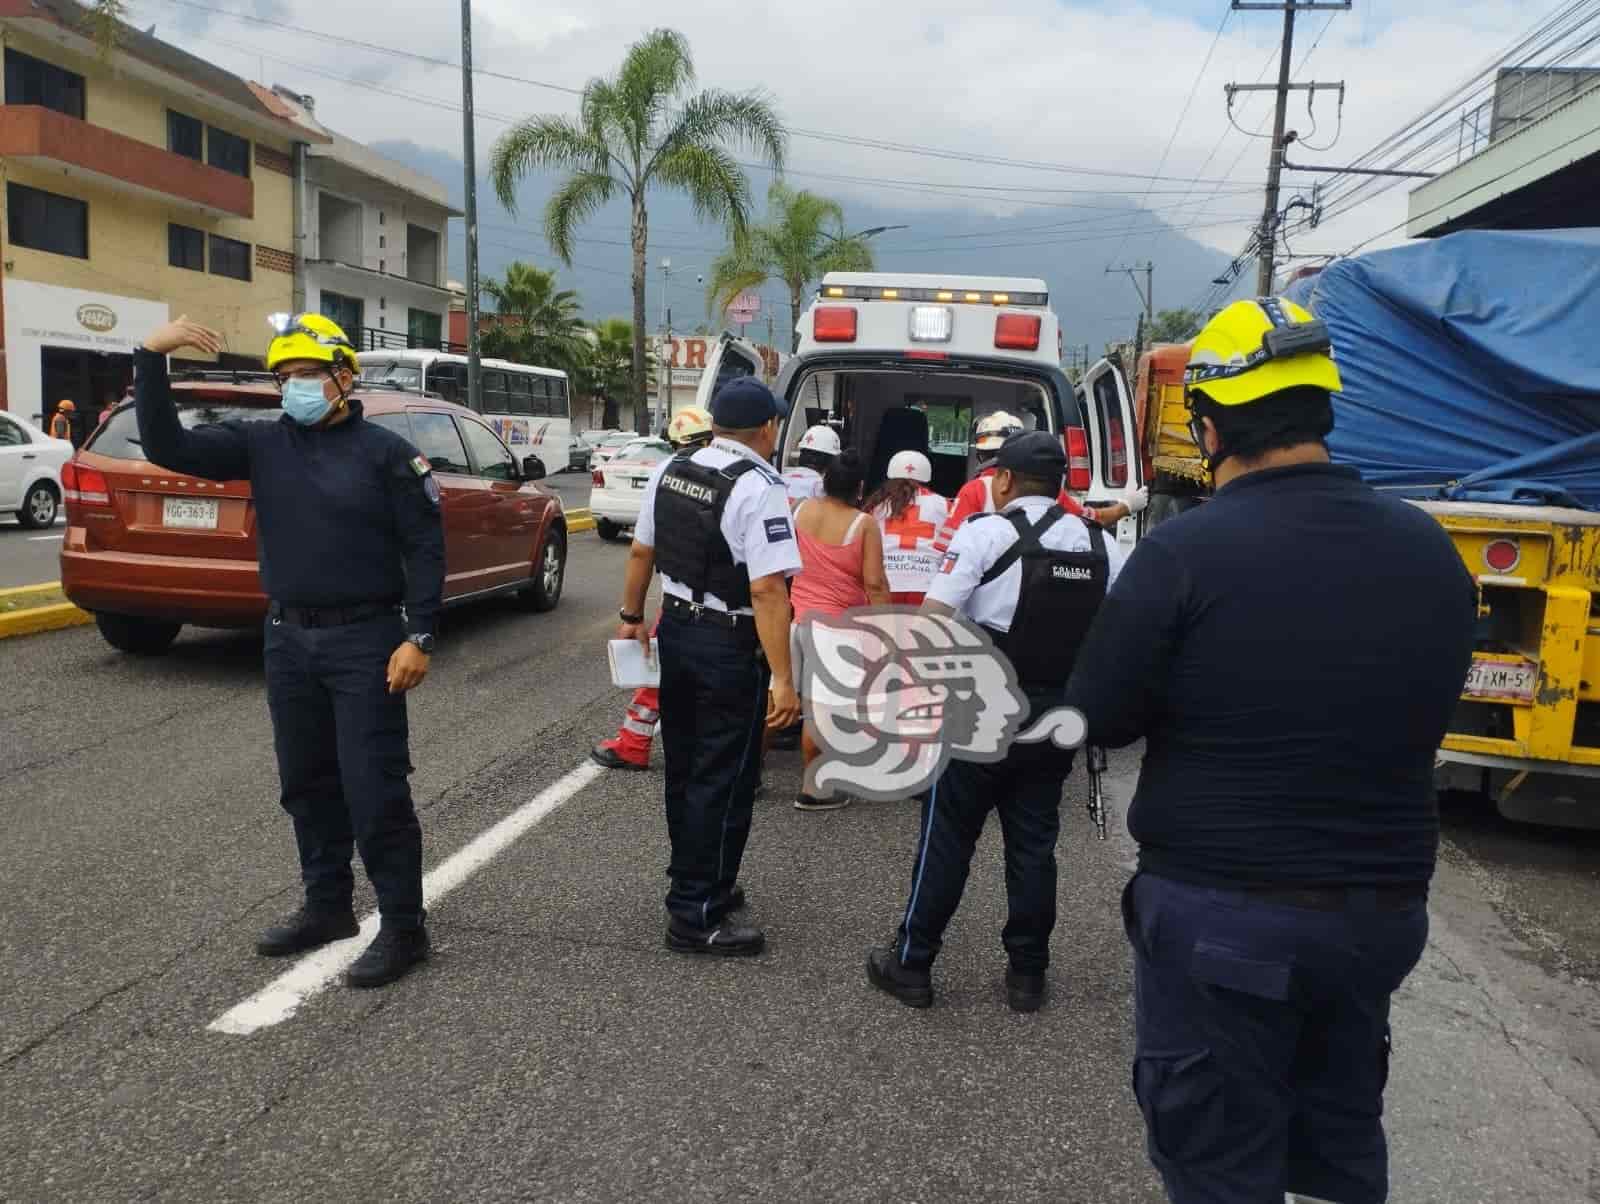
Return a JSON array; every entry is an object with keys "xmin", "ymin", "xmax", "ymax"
[
  {"xmin": 460, "ymin": 0, "xmax": 482, "ymax": 412},
  {"xmin": 1106, "ymin": 262, "xmax": 1155, "ymax": 325},
  {"xmin": 659, "ymin": 258, "xmax": 672, "ymax": 434},
  {"xmin": 1228, "ymin": 1, "xmax": 1349, "ymax": 295}
]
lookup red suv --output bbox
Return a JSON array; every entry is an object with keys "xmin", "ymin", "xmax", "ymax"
[{"xmin": 60, "ymin": 373, "xmax": 568, "ymax": 654}]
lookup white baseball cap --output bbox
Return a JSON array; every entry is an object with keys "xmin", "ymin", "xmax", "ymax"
[
  {"xmin": 797, "ymin": 424, "xmax": 842, "ymax": 456},
  {"xmin": 886, "ymin": 450, "xmax": 932, "ymax": 483}
]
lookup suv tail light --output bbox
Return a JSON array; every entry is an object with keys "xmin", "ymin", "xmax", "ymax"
[
  {"xmin": 62, "ymin": 461, "xmax": 111, "ymax": 506},
  {"xmin": 995, "ymin": 313, "xmax": 1042, "ymax": 351},
  {"xmin": 1064, "ymin": 427, "xmax": 1091, "ymax": 492},
  {"xmin": 812, "ymin": 306, "xmax": 858, "ymax": 342}
]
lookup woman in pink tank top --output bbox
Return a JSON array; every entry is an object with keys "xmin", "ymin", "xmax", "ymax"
[{"xmin": 788, "ymin": 449, "xmax": 889, "ymax": 811}]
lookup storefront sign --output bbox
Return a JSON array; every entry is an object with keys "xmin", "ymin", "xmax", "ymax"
[{"xmin": 3, "ymin": 280, "xmax": 169, "ymax": 416}]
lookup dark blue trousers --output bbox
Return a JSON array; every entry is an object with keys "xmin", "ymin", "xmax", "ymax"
[
  {"xmin": 1122, "ymin": 872, "xmax": 1429, "ymax": 1204},
  {"xmin": 895, "ymin": 691, "xmax": 1075, "ymax": 974},
  {"xmin": 263, "ymin": 610, "xmax": 424, "ymax": 926},
  {"xmin": 657, "ymin": 608, "xmax": 769, "ymax": 928}
]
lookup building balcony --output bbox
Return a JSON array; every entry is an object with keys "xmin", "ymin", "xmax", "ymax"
[
  {"xmin": 306, "ymin": 257, "xmax": 453, "ymax": 295},
  {"xmin": 355, "ymin": 326, "xmax": 465, "ymax": 355},
  {"xmin": 0, "ymin": 104, "xmax": 253, "ymax": 219}
]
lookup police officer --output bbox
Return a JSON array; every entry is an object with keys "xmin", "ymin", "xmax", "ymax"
[
  {"xmin": 1065, "ymin": 298, "xmax": 1477, "ymax": 1204},
  {"xmin": 616, "ymin": 377, "xmax": 802, "ymax": 956},
  {"xmin": 135, "ymin": 313, "xmax": 444, "ymax": 990},
  {"xmin": 781, "ymin": 423, "xmax": 841, "ymax": 504},
  {"xmin": 868, "ymin": 431, "xmax": 1127, "ymax": 1012}
]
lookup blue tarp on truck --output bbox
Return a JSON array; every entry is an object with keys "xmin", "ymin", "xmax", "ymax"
[{"xmin": 1287, "ymin": 229, "xmax": 1600, "ymax": 510}]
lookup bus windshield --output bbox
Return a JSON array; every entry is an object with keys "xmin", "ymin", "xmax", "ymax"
[{"xmin": 359, "ymin": 362, "xmax": 423, "ymax": 390}]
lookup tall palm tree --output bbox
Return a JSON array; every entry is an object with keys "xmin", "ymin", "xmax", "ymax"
[
  {"xmin": 706, "ymin": 183, "xmax": 876, "ymax": 353},
  {"xmin": 583, "ymin": 318, "xmax": 642, "ymax": 430},
  {"xmin": 489, "ymin": 28, "xmax": 786, "ymax": 432},
  {"xmin": 480, "ymin": 262, "xmax": 586, "ymax": 371}
]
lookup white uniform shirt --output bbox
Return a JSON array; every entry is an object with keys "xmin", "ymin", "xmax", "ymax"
[
  {"xmin": 782, "ymin": 465, "xmax": 825, "ymax": 504},
  {"xmin": 875, "ymin": 488, "xmax": 952, "ymax": 595},
  {"xmin": 635, "ymin": 437, "xmax": 802, "ymax": 614},
  {"xmin": 926, "ymin": 494, "xmax": 1127, "ymax": 632}
]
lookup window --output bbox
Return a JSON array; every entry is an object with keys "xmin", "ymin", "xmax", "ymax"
[
  {"xmin": 548, "ymin": 378, "xmax": 570, "ymax": 420},
  {"xmin": 527, "ymin": 376, "xmax": 552, "ymax": 418},
  {"xmin": 481, "ymin": 370, "xmax": 511, "ymax": 414},
  {"xmin": 0, "ymin": 416, "xmax": 28, "ymax": 447},
  {"xmin": 427, "ymin": 362, "xmax": 466, "ymax": 403},
  {"xmin": 5, "ymin": 49, "xmax": 84, "ymax": 119},
  {"xmin": 167, "ymin": 110, "xmax": 202, "ymax": 160},
  {"xmin": 506, "ymin": 375, "xmax": 532, "ymax": 416},
  {"xmin": 407, "ymin": 308, "xmax": 442, "ymax": 347},
  {"xmin": 1091, "ymin": 371, "xmax": 1130, "ymax": 488},
  {"xmin": 208, "ymin": 234, "xmax": 251, "ymax": 281},
  {"xmin": 407, "ymin": 411, "xmax": 471, "ymax": 475},
  {"xmin": 168, "ymin": 224, "xmax": 204, "ymax": 271},
  {"xmin": 92, "ymin": 401, "xmax": 282, "ymax": 462},
  {"xmin": 207, "ymin": 125, "xmax": 250, "ymax": 177},
  {"xmin": 378, "ymin": 211, "xmax": 385, "ymax": 226},
  {"xmin": 320, "ymin": 291, "xmax": 363, "ymax": 335},
  {"xmin": 366, "ymin": 412, "xmax": 413, "ymax": 443},
  {"xmin": 459, "ymin": 417, "xmax": 518, "ymax": 482},
  {"xmin": 378, "ymin": 235, "xmax": 385, "ymax": 250},
  {"xmin": 7, "ymin": 183, "xmax": 87, "ymax": 259}
]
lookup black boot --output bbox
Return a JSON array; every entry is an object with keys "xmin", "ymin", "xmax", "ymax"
[
  {"xmin": 345, "ymin": 918, "xmax": 430, "ymax": 989},
  {"xmin": 256, "ymin": 905, "xmax": 359, "ymax": 957},
  {"xmin": 665, "ymin": 916, "xmax": 765, "ymax": 957},
  {"xmin": 866, "ymin": 947, "xmax": 933, "ymax": 1009},
  {"xmin": 1006, "ymin": 969, "xmax": 1047, "ymax": 1013}
]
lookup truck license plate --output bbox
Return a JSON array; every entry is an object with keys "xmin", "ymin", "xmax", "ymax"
[
  {"xmin": 162, "ymin": 496, "xmax": 219, "ymax": 530},
  {"xmin": 1463, "ymin": 657, "xmax": 1537, "ymax": 703}
]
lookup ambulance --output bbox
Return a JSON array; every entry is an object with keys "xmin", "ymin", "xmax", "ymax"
[{"xmin": 768, "ymin": 273, "xmax": 1142, "ymax": 548}]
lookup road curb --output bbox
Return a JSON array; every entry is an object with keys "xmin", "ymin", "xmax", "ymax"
[
  {"xmin": 0, "ymin": 600, "xmax": 91, "ymax": 639},
  {"xmin": 566, "ymin": 507, "xmax": 596, "ymax": 534}
]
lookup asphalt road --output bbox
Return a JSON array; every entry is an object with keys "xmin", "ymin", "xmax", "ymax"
[{"xmin": 1, "ymin": 532, "xmax": 1597, "ymax": 1201}]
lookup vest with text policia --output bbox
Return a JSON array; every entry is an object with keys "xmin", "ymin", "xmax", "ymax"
[
  {"xmin": 977, "ymin": 505, "xmax": 1109, "ymax": 688},
  {"xmin": 653, "ymin": 450, "xmax": 764, "ymax": 608}
]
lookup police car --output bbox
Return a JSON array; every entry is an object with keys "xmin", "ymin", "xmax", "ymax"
[{"xmin": 771, "ymin": 273, "xmax": 1143, "ymax": 547}]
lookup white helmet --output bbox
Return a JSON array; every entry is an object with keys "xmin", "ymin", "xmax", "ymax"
[
  {"xmin": 886, "ymin": 450, "xmax": 932, "ymax": 483},
  {"xmin": 974, "ymin": 411, "xmax": 1025, "ymax": 451},
  {"xmin": 797, "ymin": 424, "xmax": 842, "ymax": 457}
]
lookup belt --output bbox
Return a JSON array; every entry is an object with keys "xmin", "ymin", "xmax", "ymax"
[
  {"xmin": 270, "ymin": 601, "xmax": 400, "ymax": 628},
  {"xmin": 663, "ymin": 595, "xmax": 754, "ymax": 630},
  {"xmin": 1240, "ymin": 884, "xmax": 1426, "ymax": 913}
]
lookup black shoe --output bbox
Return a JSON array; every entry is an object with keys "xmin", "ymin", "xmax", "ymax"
[
  {"xmin": 345, "ymin": 922, "xmax": 430, "ymax": 989},
  {"xmin": 1006, "ymin": 969, "xmax": 1046, "ymax": 1013},
  {"xmin": 590, "ymin": 743, "xmax": 649, "ymax": 771},
  {"xmin": 794, "ymin": 792, "xmax": 850, "ymax": 812},
  {"xmin": 866, "ymin": 947, "xmax": 933, "ymax": 1009},
  {"xmin": 255, "ymin": 905, "xmax": 359, "ymax": 957},
  {"xmin": 726, "ymin": 885, "xmax": 747, "ymax": 912},
  {"xmin": 665, "ymin": 917, "xmax": 766, "ymax": 958}
]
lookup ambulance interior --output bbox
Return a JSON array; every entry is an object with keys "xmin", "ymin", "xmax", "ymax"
[{"xmin": 782, "ymin": 368, "xmax": 1055, "ymax": 499}]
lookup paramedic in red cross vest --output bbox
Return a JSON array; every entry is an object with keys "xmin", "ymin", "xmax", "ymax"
[
  {"xmin": 867, "ymin": 431, "xmax": 1126, "ymax": 1014},
  {"xmin": 615, "ymin": 378, "xmax": 802, "ymax": 958}
]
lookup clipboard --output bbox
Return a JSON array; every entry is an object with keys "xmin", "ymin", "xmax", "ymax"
[{"xmin": 608, "ymin": 639, "xmax": 660, "ymax": 689}]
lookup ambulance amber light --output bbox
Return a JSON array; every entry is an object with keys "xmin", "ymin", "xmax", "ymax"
[
  {"xmin": 995, "ymin": 313, "xmax": 1042, "ymax": 351},
  {"xmin": 825, "ymin": 286, "xmax": 845, "ymax": 297},
  {"xmin": 813, "ymin": 306, "xmax": 858, "ymax": 342}
]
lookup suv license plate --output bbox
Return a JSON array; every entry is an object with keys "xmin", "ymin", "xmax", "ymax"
[
  {"xmin": 163, "ymin": 496, "xmax": 219, "ymax": 530},
  {"xmin": 1463, "ymin": 657, "xmax": 1537, "ymax": 703}
]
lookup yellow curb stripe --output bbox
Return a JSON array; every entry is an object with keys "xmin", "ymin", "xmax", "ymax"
[
  {"xmin": 566, "ymin": 507, "xmax": 596, "ymax": 534},
  {"xmin": 0, "ymin": 601, "xmax": 91, "ymax": 640}
]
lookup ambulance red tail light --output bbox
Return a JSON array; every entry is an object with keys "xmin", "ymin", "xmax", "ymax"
[
  {"xmin": 1065, "ymin": 427, "xmax": 1091, "ymax": 492},
  {"xmin": 812, "ymin": 306, "xmax": 858, "ymax": 342},
  {"xmin": 995, "ymin": 313, "xmax": 1042, "ymax": 351}
]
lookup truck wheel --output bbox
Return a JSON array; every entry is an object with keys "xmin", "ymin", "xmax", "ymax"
[
  {"xmin": 596, "ymin": 518, "xmax": 623, "ymax": 542},
  {"xmin": 17, "ymin": 481, "xmax": 60, "ymax": 529},
  {"xmin": 95, "ymin": 612, "xmax": 182, "ymax": 655}
]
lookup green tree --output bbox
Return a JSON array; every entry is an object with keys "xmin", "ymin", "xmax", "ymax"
[
  {"xmin": 1148, "ymin": 307, "xmax": 1203, "ymax": 344},
  {"xmin": 86, "ymin": 0, "xmax": 127, "ymax": 59},
  {"xmin": 705, "ymin": 182, "xmax": 875, "ymax": 353},
  {"xmin": 577, "ymin": 318, "xmax": 646, "ymax": 430},
  {"xmin": 479, "ymin": 262, "xmax": 586, "ymax": 371},
  {"xmin": 489, "ymin": 28, "xmax": 786, "ymax": 433}
]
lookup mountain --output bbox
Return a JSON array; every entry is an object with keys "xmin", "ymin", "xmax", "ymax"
[{"xmin": 372, "ymin": 140, "xmax": 1235, "ymax": 353}]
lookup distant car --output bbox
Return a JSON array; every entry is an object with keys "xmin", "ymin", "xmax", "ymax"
[
  {"xmin": 60, "ymin": 376, "xmax": 569, "ymax": 655},
  {"xmin": 590, "ymin": 437, "xmax": 674, "ymax": 542},
  {"xmin": 590, "ymin": 431, "xmax": 646, "ymax": 466},
  {"xmin": 0, "ymin": 411, "xmax": 73, "ymax": 528}
]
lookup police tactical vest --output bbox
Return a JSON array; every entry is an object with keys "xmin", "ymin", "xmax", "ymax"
[
  {"xmin": 653, "ymin": 450, "xmax": 763, "ymax": 608},
  {"xmin": 978, "ymin": 505, "xmax": 1109, "ymax": 688}
]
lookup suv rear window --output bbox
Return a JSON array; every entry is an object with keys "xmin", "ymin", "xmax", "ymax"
[{"xmin": 89, "ymin": 400, "xmax": 282, "ymax": 461}]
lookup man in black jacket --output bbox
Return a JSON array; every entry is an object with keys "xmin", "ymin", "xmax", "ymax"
[
  {"xmin": 1066, "ymin": 298, "xmax": 1476, "ymax": 1204},
  {"xmin": 135, "ymin": 313, "xmax": 444, "ymax": 989}
]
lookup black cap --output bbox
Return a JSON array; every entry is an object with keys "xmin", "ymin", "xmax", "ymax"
[
  {"xmin": 994, "ymin": 430, "xmax": 1067, "ymax": 478},
  {"xmin": 710, "ymin": 376, "xmax": 789, "ymax": 429}
]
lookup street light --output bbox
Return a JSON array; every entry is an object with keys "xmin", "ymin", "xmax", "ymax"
[{"xmin": 823, "ymin": 224, "xmax": 910, "ymax": 243}]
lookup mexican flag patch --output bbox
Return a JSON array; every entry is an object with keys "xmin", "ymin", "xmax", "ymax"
[{"xmin": 409, "ymin": 455, "xmax": 431, "ymax": 476}]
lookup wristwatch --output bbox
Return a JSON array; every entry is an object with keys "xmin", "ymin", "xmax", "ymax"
[
  {"xmin": 406, "ymin": 633, "xmax": 435, "ymax": 655},
  {"xmin": 619, "ymin": 607, "xmax": 644, "ymax": 624}
]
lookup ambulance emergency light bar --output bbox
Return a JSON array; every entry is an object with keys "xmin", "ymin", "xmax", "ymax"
[
  {"xmin": 821, "ymin": 284, "xmax": 1048, "ymax": 306},
  {"xmin": 813, "ymin": 304, "xmax": 1043, "ymax": 351}
]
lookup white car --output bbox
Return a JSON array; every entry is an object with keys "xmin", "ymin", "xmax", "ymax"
[
  {"xmin": 0, "ymin": 411, "xmax": 73, "ymax": 528},
  {"xmin": 591, "ymin": 437, "xmax": 674, "ymax": 542},
  {"xmin": 590, "ymin": 431, "xmax": 647, "ymax": 467}
]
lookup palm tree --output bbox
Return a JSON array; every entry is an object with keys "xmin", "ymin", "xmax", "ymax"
[
  {"xmin": 480, "ymin": 262, "xmax": 586, "ymax": 371},
  {"xmin": 582, "ymin": 318, "xmax": 643, "ymax": 430},
  {"xmin": 706, "ymin": 183, "xmax": 876, "ymax": 352},
  {"xmin": 489, "ymin": 28, "xmax": 786, "ymax": 433}
]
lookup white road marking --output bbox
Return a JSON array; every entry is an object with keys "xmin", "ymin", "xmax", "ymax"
[
  {"xmin": 208, "ymin": 758, "xmax": 607, "ymax": 1035},
  {"xmin": 28, "ymin": 534, "xmax": 63, "ymax": 542}
]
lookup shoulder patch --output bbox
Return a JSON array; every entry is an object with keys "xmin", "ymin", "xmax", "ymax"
[
  {"xmin": 939, "ymin": 551, "xmax": 960, "ymax": 574},
  {"xmin": 409, "ymin": 454, "xmax": 432, "ymax": 477},
  {"xmin": 764, "ymin": 515, "xmax": 794, "ymax": 543}
]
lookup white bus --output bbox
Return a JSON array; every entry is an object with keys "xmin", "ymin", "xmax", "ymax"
[{"xmin": 358, "ymin": 349, "xmax": 579, "ymax": 471}]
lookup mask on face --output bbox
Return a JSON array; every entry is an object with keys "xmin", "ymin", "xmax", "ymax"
[{"xmin": 282, "ymin": 376, "xmax": 332, "ymax": 426}]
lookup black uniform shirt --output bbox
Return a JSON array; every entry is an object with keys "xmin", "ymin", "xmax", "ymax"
[
  {"xmin": 133, "ymin": 348, "xmax": 445, "ymax": 637},
  {"xmin": 1065, "ymin": 462, "xmax": 1476, "ymax": 888}
]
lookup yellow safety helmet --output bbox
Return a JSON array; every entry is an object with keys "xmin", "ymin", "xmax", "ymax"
[
  {"xmin": 666, "ymin": 405, "xmax": 713, "ymax": 447},
  {"xmin": 1185, "ymin": 297, "xmax": 1341, "ymax": 407},
  {"xmin": 265, "ymin": 312, "xmax": 359, "ymax": 373}
]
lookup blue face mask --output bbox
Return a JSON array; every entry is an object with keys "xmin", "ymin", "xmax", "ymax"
[{"xmin": 281, "ymin": 376, "xmax": 333, "ymax": 426}]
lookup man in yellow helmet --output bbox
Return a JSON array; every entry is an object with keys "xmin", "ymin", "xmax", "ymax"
[
  {"xmin": 1064, "ymin": 298, "xmax": 1476, "ymax": 1204},
  {"xmin": 134, "ymin": 313, "xmax": 444, "ymax": 990}
]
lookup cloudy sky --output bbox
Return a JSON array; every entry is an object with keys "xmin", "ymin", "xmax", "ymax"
[{"xmin": 152, "ymin": 0, "xmax": 1554, "ymax": 308}]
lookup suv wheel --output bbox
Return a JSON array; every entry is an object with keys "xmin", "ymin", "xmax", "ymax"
[
  {"xmin": 18, "ymin": 480, "xmax": 60, "ymax": 529},
  {"xmin": 519, "ymin": 528, "xmax": 566, "ymax": 612},
  {"xmin": 95, "ymin": 612, "xmax": 182, "ymax": 655},
  {"xmin": 596, "ymin": 517, "xmax": 623, "ymax": 542}
]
